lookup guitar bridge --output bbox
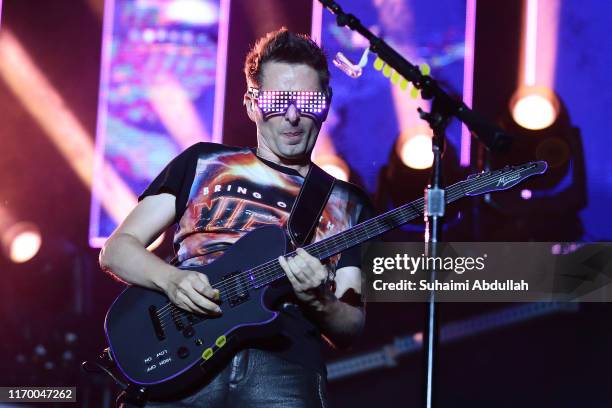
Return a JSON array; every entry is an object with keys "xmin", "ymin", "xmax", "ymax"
[{"xmin": 171, "ymin": 307, "xmax": 186, "ymax": 330}]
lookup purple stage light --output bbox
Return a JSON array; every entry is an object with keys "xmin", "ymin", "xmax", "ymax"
[{"xmin": 460, "ymin": 0, "xmax": 477, "ymax": 167}]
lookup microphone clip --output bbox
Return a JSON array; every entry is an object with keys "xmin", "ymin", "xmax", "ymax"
[{"xmin": 332, "ymin": 47, "xmax": 370, "ymax": 78}]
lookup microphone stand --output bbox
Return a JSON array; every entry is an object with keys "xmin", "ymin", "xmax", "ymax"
[
  {"xmin": 417, "ymin": 97, "xmax": 452, "ymax": 408},
  {"xmin": 317, "ymin": 1, "xmax": 512, "ymax": 407}
]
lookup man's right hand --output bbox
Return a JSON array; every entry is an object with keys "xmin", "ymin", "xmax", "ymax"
[
  {"xmin": 163, "ymin": 269, "xmax": 222, "ymax": 316},
  {"xmin": 99, "ymin": 194, "xmax": 221, "ymax": 316}
]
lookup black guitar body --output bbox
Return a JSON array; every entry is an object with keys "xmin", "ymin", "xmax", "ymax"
[{"xmin": 105, "ymin": 226, "xmax": 291, "ymax": 400}]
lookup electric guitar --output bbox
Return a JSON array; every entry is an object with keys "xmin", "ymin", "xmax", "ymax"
[{"xmin": 104, "ymin": 161, "xmax": 547, "ymax": 400}]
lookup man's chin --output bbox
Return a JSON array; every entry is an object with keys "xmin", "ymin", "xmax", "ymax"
[{"xmin": 278, "ymin": 146, "xmax": 310, "ymax": 162}]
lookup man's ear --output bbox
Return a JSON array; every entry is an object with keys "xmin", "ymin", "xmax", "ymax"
[{"xmin": 243, "ymin": 92, "xmax": 256, "ymax": 122}]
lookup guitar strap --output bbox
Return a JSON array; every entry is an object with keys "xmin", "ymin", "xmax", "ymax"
[{"xmin": 287, "ymin": 163, "xmax": 335, "ymax": 247}]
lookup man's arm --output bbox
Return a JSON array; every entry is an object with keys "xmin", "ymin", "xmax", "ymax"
[
  {"xmin": 99, "ymin": 193, "xmax": 221, "ymax": 316},
  {"xmin": 279, "ymin": 249, "xmax": 365, "ymax": 349}
]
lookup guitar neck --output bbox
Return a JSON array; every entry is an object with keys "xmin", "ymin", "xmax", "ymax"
[
  {"xmin": 245, "ymin": 161, "xmax": 546, "ymax": 288},
  {"xmin": 249, "ymin": 180, "xmax": 468, "ymax": 289},
  {"xmin": 303, "ymin": 180, "xmax": 467, "ymax": 260}
]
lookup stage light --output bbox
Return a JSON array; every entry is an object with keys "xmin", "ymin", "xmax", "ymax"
[
  {"xmin": 485, "ymin": 93, "xmax": 586, "ymax": 240},
  {"xmin": 521, "ymin": 0, "xmax": 560, "ymax": 88},
  {"xmin": 460, "ymin": 0, "xmax": 477, "ymax": 167},
  {"xmin": 1, "ymin": 222, "xmax": 42, "ymax": 263},
  {"xmin": 397, "ymin": 132, "xmax": 434, "ymax": 170},
  {"xmin": 163, "ymin": 0, "xmax": 219, "ymax": 26},
  {"xmin": 315, "ymin": 155, "xmax": 350, "ymax": 182},
  {"xmin": 510, "ymin": 86, "xmax": 559, "ymax": 130},
  {"xmin": 513, "ymin": 0, "xmax": 561, "ymax": 130},
  {"xmin": 521, "ymin": 189, "xmax": 532, "ymax": 200},
  {"xmin": 0, "ymin": 30, "xmax": 137, "ymax": 226},
  {"xmin": 142, "ymin": 28, "xmax": 156, "ymax": 43},
  {"xmin": 149, "ymin": 77, "xmax": 211, "ymax": 148}
]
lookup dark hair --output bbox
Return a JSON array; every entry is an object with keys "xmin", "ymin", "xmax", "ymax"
[{"xmin": 244, "ymin": 28, "xmax": 330, "ymax": 90}]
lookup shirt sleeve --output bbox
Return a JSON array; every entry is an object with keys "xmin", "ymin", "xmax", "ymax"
[{"xmin": 138, "ymin": 143, "xmax": 202, "ymax": 223}]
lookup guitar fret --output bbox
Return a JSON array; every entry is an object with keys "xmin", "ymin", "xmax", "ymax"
[
  {"xmin": 249, "ymin": 188, "xmax": 451, "ymax": 287},
  {"xmin": 247, "ymin": 163, "xmax": 545, "ymax": 289}
]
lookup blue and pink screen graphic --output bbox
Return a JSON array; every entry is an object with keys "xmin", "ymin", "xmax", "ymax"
[{"xmin": 90, "ymin": 0, "xmax": 228, "ymax": 245}]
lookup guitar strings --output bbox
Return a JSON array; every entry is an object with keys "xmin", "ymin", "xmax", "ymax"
[
  {"xmin": 153, "ymin": 165, "xmax": 536, "ymax": 324},
  {"xmin": 154, "ymin": 165, "xmax": 528, "ymax": 322},
  {"xmin": 156, "ymin": 197, "xmax": 426, "ymax": 322}
]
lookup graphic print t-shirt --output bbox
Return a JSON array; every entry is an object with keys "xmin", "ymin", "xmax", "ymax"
[{"xmin": 139, "ymin": 142, "xmax": 373, "ymax": 372}]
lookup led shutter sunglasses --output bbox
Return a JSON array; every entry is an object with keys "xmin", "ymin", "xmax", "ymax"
[{"xmin": 247, "ymin": 86, "xmax": 332, "ymax": 122}]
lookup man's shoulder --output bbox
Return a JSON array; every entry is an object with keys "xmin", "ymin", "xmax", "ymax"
[
  {"xmin": 332, "ymin": 177, "xmax": 371, "ymax": 206},
  {"xmin": 186, "ymin": 142, "xmax": 251, "ymax": 156}
]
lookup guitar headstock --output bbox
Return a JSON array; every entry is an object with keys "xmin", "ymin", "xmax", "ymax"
[{"xmin": 464, "ymin": 161, "xmax": 548, "ymax": 196}]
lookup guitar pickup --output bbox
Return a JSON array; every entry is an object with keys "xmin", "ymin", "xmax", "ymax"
[
  {"xmin": 187, "ymin": 314, "xmax": 203, "ymax": 324},
  {"xmin": 148, "ymin": 306, "xmax": 166, "ymax": 341},
  {"xmin": 171, "ymin": 308, "xmax": 185, "ymax": 330},
  {"xmin": 224, "ymin": 271, "xmax": 250, "ymax": 307},
  {"xmin": 229, "ymin": 292, "xmax": 249, "ymax": 307}
]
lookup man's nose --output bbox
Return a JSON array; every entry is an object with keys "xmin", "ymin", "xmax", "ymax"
[{"xmin": 284, "ymin": 103, "xmax": 301, "ymax": 124}]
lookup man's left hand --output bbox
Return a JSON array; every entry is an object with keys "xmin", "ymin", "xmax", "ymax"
[{"xmin": 278, "ymin": 248, "xmax": 335, "ymax": 311}]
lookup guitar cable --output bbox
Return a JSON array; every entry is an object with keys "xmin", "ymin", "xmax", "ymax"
[
  {"xmin": 82, "ymin": 348, "xmax": 150, "ymax": 406},
  {"xmin": 81, "ymin": 348, "xmax": 128, "ymax": 389}
]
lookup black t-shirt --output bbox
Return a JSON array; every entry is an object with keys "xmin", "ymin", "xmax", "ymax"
[{"xmin": 139, "ymin": 142, "xmax": 373, "ymax": 372}]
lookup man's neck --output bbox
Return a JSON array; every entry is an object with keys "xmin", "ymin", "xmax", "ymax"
[{"xmin": 255, "ymin": 148, "xmax": 311, "ymax": 177}]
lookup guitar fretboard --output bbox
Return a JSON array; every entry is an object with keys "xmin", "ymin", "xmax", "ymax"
[
  {"xmin": 215, "ymin": 161, "xmax": 545, "ymax": 295},
  {"xmin": 248, "ymin": 180, "xmax": 468, "ymax": 289}
]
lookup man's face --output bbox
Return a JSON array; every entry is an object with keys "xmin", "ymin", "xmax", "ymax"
[{"xmin": 247, "ymin": 61, "xmax": 324, "ymax": 162}]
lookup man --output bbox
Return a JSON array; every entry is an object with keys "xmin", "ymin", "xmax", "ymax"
[{"xmin": 100, "ymin": 28, "xmax": 372, "ymax": 407}]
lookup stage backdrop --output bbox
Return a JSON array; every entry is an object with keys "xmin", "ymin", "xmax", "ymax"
[
  {"xmin": 314, "ymin": 0, "xmax": 474, "ymax": 192},
  {"xmin": 89, "ymin": 0, "xmax": 229, "ymax": 246}
]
